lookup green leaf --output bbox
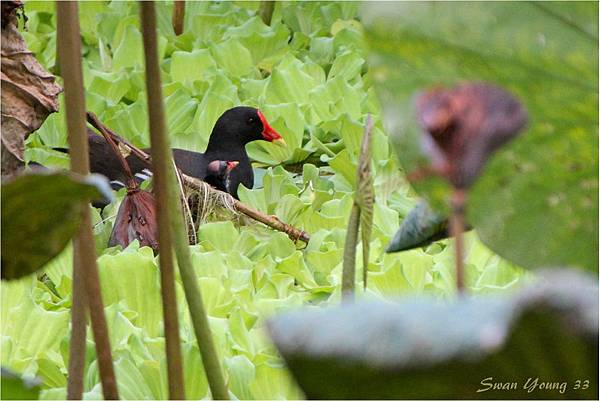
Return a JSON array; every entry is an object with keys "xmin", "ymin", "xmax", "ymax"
[
  {"xmin": 164, "ymin": 88, "xmax": 197, "ymax": 135},
  {"xmin": 1, "ymin": 277, "xmax": 70, "ymax": 365},
  {"xmin": 97, "ymin": 246, "xmax": 162, "ymax": 337},
  {"xmin": 1, "ymin": 172, "xmax": 112, "ymax": 280},
  {"xmin": 1, "ymin": 367, "xmax": 41, "ymax": 400},
  {"xmin": 386, "ymin": 200, "xmax": 450, "ymax": 253},
  {"xmin": 266, "ymin": 54, "xmax": 318, "ymax": 104},
  {"xmin": 198, "ymin": 221, "xmax": 240, "ymax": 253},
  {"xmin": 210, "ymin": 39, "xmax": 254, "ymax": 77},
  {"xmin": 170, "ymin": 49, "xmax": 217, "ymax": 85},
  {"xmin": 32, "ymin": 94, "xmax": 67, "ymax": 148},
  {"xmin": 364, "ymin": 2, "xmax": 599, "ymax": 272},
  {"xmin": 269, "ymin": 269, "xmax": 598, "ymax": 399},
  {"xmin": 328, "ymin": 51, "xmax": 364, "ymax": 82},
  {"xmin": 224, "ymin": 17, "xmax": 291, "ymax": 69},
  {"xmin": 111, "ymin": 24, "xmax": 143, "ymax": 71},
  {"xmin": 102, "ymin": 100, "xmax": 148, "ymax": 147},
  {"xmin": 88, "ymin": 70, "xmax": 132, "ymax": 107},
  {"xmin": 225, "ymin": 355, "xmax": 255, "ymax": 400}
]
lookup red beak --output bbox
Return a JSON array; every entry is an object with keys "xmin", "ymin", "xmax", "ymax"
[
  {"xmin": 226, "ymin": 161, "xmax": 239, "ymax": 171},
  {"xmin": 257, "ymin": 110, "xmax": 286, "ymax": 146}
]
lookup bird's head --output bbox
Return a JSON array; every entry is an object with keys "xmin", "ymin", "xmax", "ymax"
[
  {"xmin": 208, "ymin": 107, "xmax": 286, "ymax": 150},
  {"xmin": 206, "ymin": 160, "xmax": 239, "ymax": 178}
]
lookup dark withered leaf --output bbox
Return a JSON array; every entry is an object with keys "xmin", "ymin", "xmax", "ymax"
[
  {"xmin": 108, "ymin": 189, "xmax": 159, "ymax": 253},
  {"xmin": 416, "ymin": 83, "xmax": 528, "ymax": 188}
]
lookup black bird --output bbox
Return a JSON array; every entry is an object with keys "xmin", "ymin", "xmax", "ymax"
[
  {"xmin": 168, "ymin": 106, "xmax": 284, "ymax": 197},
  {"xmin": 58, "ymin": 106, "xmax": 284, "ymax": 199}
]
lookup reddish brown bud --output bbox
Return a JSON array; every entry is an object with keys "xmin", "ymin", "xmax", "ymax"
[
  {"xmin": 108, "ymin": 188, "xmax": 159, "ymax": 253},
  {"xmin": 416, "ymin": 83, "xmax": 528, "ymax": 188}
]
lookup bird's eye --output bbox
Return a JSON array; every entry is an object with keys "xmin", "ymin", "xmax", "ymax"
[{"xmin": 248, "ymin": 117, "xmax": 254, "ymax": 124}]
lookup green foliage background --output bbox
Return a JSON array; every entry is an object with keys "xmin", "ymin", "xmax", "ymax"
[{"xmin": 3, "ymin": 1, "xmax": 529, "ymax": 399}]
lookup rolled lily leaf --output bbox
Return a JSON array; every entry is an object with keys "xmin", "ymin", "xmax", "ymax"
[
  {"xmin": 1, "ymin": 367, "xmax": 42, "ymax": 400},
  {"xmin": 269, "ymin": 269, "xmax": 598, "ymax": 399},
  {"xmin": 386, "ymin": 199, "xmax": 449, "ymax": 253},
  {"xmin": 1, "ymin": 171, "xmax": 112, "ymax": 280}
]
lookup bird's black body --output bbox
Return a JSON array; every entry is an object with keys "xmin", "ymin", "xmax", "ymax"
[{"xmin": 65, "ymin": 106, "xmax": 283, "ymax": 200}]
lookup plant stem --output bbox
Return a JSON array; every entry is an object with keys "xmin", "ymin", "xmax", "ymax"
[
  {"xmin": 342, "ymin": 203, "xmax": 360, "ymax": 301},
  {"xmin": 172, "ymin": 0, "xmax": 185, "ymax": 35},
  {"xmin": 56, "ymin": 2, "xmax": 119, "ymax": 399},
  {"xmin": 87, "ymin": 112, "xmax": 151, "ymax": 164},
  {"xmin": 139, "ymin": 3, "xmax": 229, "ymax": 399},
  {"xmin": 233, "ymin": 200, "xmax": 310, "ymax": 243},
  {"xmin": 258, "ymin": 1, "xmax": 275, "ymax": 25},
  {"xmin": 66, "ymin": 251, "xmax": 86, "ymax": 400},
  {"xmin": 450, "ymin": 189, "xmax": 467, "ymax": 294},
  {"xmin": 356, "ymin": 114, "xmax": 374, "ymax": 291},
  {"xmin": 140, "ymin": 3, "xmax": 186, "ymax": 396}
]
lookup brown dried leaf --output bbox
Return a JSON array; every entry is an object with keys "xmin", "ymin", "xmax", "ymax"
[
  {"xmin": 416, "ymin": 83, "xmax": 528, "ymax": 188},
  {"xmin": 1, "ymin": 1, "xmax": 62, "ymax": 175}
]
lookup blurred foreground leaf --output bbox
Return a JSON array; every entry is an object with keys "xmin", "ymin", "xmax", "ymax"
[
  {"xmin": 269, "ymin": 269, "xmax": 598, "ymax": 399},
  {"xmin": 1, "ymin": 171, "xmax": 112, "ymax": 280},
  {"xmin": 1, "ymin": 367, "xmax": 41, "ymax": 400},
  {"xmin": 364, "ymin": 2, "xmax": 599, "ymax": 272}
]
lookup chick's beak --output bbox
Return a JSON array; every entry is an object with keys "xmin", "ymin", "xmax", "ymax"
[
  {"xmin": 257, "ymin": 110, "xmax": 286, "ymax": 146},
  {"xmin": 226, "ymin": 161, "xmax": 239, "ymax": 172}
]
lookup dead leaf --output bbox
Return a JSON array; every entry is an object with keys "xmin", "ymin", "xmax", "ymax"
[{"xmin": 1, "ymin": 0, "xmax": 62, "ymax": 176}]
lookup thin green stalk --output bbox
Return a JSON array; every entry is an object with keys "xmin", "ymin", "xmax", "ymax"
[
  {"xmin": 139, "ymin": 3, "xmax": 229, "ymax": 400},
  {"xmin": 342, "ymin": 115, "xmax": 374, "ymax": 300},
  {"xmin": 342, "ymin": 203, "xmax": 360, "ymax": 301},
  {"xmin": 258, "ymin": 1, "xmax": 275, "ymax": 25},
  {"xmin": 56, "ymin": 2, "xmax": 119, "ymax": 399},
  {"xmin": 356, "ymin": 114, "xmax": 374, "ymax": 290}
]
